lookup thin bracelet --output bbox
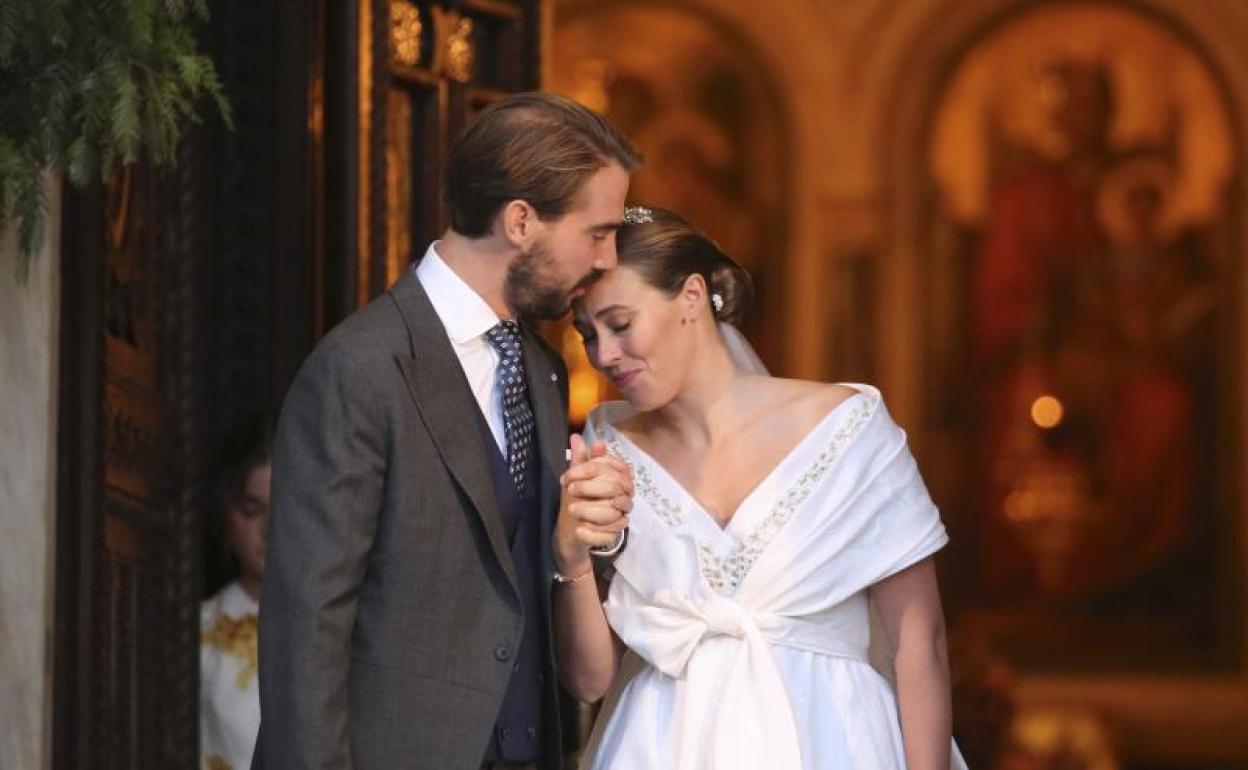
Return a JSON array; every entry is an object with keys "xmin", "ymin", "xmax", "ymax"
[
  {"xmin": 552, "ymin": 566, "xmax": 593, "ymax": 584},
  {"xmin": 588, "ymin": 528, "xmax": 628, "ymax": 558}
]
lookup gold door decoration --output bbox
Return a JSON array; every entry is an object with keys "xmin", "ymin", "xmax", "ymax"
[
  {"xmin": 389, "ymin": 1, "xmax": 423, "ymax": 68},
  {"xmin": 432, "ymin": 6, "xmax": 474, "ymax": 84}
]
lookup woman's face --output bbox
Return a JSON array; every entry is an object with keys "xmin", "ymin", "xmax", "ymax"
[{"xmin": 574, "ymin": 265, "xmax": 696, "ymax": 411}]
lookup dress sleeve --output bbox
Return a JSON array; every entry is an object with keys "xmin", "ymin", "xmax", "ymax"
[{"xmin": 854, "ymin": 408, "xmax": 949, "ymax": 584}]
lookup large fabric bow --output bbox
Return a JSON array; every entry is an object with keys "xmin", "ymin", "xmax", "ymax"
[{"xmin": 606, "ymin": 589, "xmax": 804, "ymax": 770}]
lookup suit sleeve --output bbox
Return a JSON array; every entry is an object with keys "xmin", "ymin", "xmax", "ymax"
[{"xmin": 256, "ymin": 347, "xmax": 387, "ymax": 770}]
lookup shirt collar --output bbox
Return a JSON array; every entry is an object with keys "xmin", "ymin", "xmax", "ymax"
[
  {"xmin": 221, "ymin": 580, "xmax": 259, "ymax": 617},
  {"xmin": 413, "ymin": 242, "xmax": 502, "ymax": 345}
]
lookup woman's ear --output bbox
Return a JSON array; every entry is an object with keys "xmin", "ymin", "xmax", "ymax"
[
  {"xmin": 500, "ymin": 199, "xmax": 540, "ymax": 248},
  {"xmin": 680, "ymin": 273, "xmax": 708, "ymax": 318}
]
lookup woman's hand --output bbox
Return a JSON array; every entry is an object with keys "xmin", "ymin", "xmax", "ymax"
[{"xmin": 553, "ymin": 433, "xmax": 633, "ymax": 575}]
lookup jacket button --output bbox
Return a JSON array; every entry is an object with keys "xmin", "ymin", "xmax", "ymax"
[
  {"xmin": 494, "ymin": 644, "xmax": 512, "ymax": 661},
  {"xmin": 500, "ymin": 726, "xmax": 512, "ymax": 741}
]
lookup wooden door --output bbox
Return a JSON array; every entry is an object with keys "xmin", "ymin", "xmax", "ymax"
[{"xmin": 54, "ymin": 159, "xmax": 207, "ymax": 770}]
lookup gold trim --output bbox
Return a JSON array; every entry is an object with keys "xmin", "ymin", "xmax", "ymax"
[
  {"xmin": 432, "ymin": 7, "xmax": 475, "ymax": 84},
  {"xmin": 357, "ymin": 0, "xmax": 374, "ymax": 308},
  {"xmin": 389, "ymin": 1, "xmax": 422, "ymax": 68},
  {"xmin": 385, "ymin": 88, "xmax": 412, "ymax": 287}
]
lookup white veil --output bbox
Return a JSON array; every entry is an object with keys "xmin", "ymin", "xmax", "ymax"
[{"xmin": 719, "ymin": 322, "xmax": 769, "ymax": 375}]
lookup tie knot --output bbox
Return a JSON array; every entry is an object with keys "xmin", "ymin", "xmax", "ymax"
[
  {"xmin": 701, "ymin": 596, "xmax": 751, "ymax": 639},
  {"xmin": 485, "ymin": 320, "xmax": 523, "ymax": 355}
]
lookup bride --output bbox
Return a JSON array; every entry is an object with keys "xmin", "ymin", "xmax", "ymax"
[{"xmin": 551, "ymin": 206, "xmax": 969, "ymax": 769}]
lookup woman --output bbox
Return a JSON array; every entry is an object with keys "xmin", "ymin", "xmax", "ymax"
[{"xmin": 552, "ymin": 207, "xmax": 967, "ymax": 769}]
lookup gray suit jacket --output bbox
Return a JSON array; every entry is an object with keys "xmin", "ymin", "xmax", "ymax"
[{"xmin": 254, "ymin": 268, "xmax": 569, "ymax": 770}]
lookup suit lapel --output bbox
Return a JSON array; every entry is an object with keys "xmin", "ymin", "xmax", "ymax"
[{"xmin": 388, "ymin": 271, "xmax": 519, "ymax": 596}]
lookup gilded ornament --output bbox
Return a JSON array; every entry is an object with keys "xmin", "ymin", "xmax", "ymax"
[
  {"xmin": 202, "ymin": 612, "xmax": 259, "ymax": 690},
  {"xmin": 389, "ymin": 1, "xmax": 423, "ymax": 68},
  {"xmin": 203, "ymin": 756, "xmax": 233, "ymax": 770},
  {"xmin": 446, "ymin": 16, "xmax": 474, "ymax": 83}
]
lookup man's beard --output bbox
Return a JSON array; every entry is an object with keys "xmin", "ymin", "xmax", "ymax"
[{"xmin": 504, "ymin": 240, "xmax": 597, "ymax": 321}]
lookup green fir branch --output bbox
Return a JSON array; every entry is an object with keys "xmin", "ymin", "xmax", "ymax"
[{"xmin": 0, "ymin": 0, "xmax": 230, "ymax": 281}]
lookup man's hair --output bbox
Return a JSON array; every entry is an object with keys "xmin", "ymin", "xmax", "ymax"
[{"xmin": 444, "ymin": 92, "xmax": 641, "ymax": 237}]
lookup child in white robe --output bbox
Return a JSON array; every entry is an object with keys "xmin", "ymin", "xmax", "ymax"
[{"xmin": 200, "ymin": 422, "xmax": 270, "ymax": 770}]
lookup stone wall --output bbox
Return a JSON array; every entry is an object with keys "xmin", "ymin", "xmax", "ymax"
[{"xmin": 0, "ymin": 173, "xmax": 60, "ymax": 770}]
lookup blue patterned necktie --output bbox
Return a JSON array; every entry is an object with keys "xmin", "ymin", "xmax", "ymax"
[{"xmin": 484, "ymin": 320, "xmax": 536, "ymax": 493}]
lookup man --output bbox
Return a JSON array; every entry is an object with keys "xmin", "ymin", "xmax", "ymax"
[{"xmin": 255, "ymin": 92, "xmax": 640, "ymax": 770}]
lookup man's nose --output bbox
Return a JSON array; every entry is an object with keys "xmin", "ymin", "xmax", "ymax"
[{"xmin": 594, "ymin": 242, "xmax": 619, "ymax": 270}]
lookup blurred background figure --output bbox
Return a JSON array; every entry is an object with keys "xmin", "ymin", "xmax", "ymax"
[{"xmin": 200, "ymin": 418, "xmax": 272, "ymax": 770}]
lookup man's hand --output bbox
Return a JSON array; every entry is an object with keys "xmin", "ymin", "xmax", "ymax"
[{"xmin": 553, "ymin": 433, "xmax": 633, "ymax": 575}]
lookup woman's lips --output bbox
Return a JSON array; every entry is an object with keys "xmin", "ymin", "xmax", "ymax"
[{"xmin": 611, "ymin": 369, "xmax": 640, "ymax": 389}]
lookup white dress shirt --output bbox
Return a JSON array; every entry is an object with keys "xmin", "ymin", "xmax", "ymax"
[{"xmin": 414, "ymin": 243, "xmax": 509, "ymax": 456}]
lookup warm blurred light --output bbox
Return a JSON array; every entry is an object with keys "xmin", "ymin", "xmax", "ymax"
[
  {"xmin": 1003, "ymin": 706, "xmax": 1119, "ymax": 770},
  {"xmin": 561, "ymin": 324, "xmax": 603, "ymax": 426},
  {"xmin": 1003, "ymin": 489, "xmax": 1036, "ymax": 522},
  {"xmin": 571, "ymin": 58, "xmax": 612, "ymax": 114},
  {"xmin": 1031, "ymin": 394, "xmax": 1064, "ymax": 429}
]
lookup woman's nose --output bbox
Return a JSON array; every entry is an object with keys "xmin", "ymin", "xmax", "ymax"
[{"xmin": 596, "ymin": 337, "xmax": 622, "ymax": 367}]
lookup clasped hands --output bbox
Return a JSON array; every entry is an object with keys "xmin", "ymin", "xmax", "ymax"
[{"xmin": 553, "ymin": 433, "xmax": 633, "ymax": 577}]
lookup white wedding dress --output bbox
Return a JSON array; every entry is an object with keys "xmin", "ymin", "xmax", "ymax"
[{"xmin": 580, "ymin": 385, "xmax": 969, "ymax": 770}]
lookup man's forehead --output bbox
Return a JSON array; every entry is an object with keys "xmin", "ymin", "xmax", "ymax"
[{"xmin": 567, "ymin": 163, "xmax": 629, "ymax": 214}]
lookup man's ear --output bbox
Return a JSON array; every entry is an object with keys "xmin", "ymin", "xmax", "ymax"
[{"xmin": 500, "ymin": 199, "xmax": 539, "ymax": 248}]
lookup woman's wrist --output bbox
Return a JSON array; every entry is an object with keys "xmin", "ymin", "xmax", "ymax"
[{"xmin": 553, "ymin": 543, "xmax": 592, "ymax": 576}]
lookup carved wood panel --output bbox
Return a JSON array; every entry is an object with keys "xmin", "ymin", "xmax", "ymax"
[{"xmin": 55, "ymin": 124, "xmax": 208, "ymax": 770}]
